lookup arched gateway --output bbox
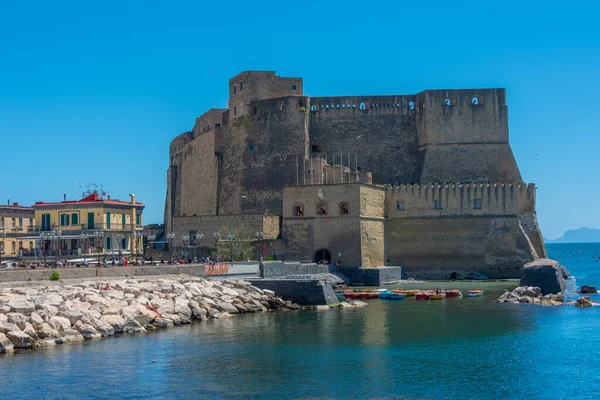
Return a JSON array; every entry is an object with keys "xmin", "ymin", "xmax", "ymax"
[{"xmin": 314, "ymin": 248, "xmax": 332, "ymax": 264}]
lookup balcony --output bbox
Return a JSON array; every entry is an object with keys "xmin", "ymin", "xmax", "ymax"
[{"xmin": 34, "ymin": 223, "xmax": 142, "ymax": 232}]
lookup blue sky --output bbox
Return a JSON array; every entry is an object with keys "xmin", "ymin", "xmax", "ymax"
[{"xmin": 1, "ymin": 0, "xmax": 598, "ymax": 239}]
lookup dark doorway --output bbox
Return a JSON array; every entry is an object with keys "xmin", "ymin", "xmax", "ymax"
[{"xmin": 314, "ymin": 248, "xmax": 332, "ymax": 264}]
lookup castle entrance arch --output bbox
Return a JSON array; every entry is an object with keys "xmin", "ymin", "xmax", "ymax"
[{"xmin": 314, "ymin": 248, "xmax": 332, "ymax": 264}]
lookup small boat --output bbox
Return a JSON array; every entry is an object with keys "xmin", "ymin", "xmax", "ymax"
[
  {"xmin": 445, "ymin": 290, "xmax": 462, "ymax": 298},
  {"xmin": 402, "ymin": 290, "xmax": 418, "ymax": 297},
  {"xmin": 467, "ymin": 289, "xmax": 484, "ymax": 297},
  {"xmin": 380, "ymin": 290, "xmax": 406, "ymax": 300},
  {"xmin": 343, "ymin": 292, "xmax": 361, "ymax": 299},
  {"xmin": 360, "ymin": 292, "xmax": 380, "ymax": 300},
  {"xmin": 429, "ymin": 292, "xmax": 446, "ymax": 300},
  {"xmin": 415, "ymin": 291, "xmax": 431, "ymax": 300}
]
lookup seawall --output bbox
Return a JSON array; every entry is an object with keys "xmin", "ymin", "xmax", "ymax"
[{"xmin": 248, "ymin": 279, "xmax": 338, "ymax": 306}]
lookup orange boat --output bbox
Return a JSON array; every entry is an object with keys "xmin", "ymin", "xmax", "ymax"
[{"xmin": 467, "ymin": 289, "xmax": 484, "ymax": 297}]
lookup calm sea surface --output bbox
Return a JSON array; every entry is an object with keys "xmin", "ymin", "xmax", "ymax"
[{"xmin": 1, "ymin": 243, "xmax": 600, "ymax": 399}]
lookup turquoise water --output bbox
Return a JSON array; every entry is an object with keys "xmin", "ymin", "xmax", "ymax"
[{"xmin": 2, "ymin": 243, "xmax": 600, "ymax": 399}]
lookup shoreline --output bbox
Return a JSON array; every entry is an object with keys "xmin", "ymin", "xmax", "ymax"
[{"xmin": 0, "ymin": 276, "xmax": 300, "ymax": 354}]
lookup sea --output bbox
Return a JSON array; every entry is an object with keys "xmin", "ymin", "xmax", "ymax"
[{"xmin": 1, "ymin": 243, "xmax": 599, "ymax": 400}]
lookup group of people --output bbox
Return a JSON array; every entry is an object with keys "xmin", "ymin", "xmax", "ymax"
[{"xmin": 318, "ymin": 259, "xmax": 343, "ymax": 272}]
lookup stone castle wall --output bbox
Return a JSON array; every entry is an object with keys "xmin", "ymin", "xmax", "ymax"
[{"xmin": 164, "ymin": 71, "xmax": 546, "ymax": 276}]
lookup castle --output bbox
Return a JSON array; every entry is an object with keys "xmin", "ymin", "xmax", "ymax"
[{"xmin": 164, "ymin": 71, "xmax": 546, "ymax": 278}]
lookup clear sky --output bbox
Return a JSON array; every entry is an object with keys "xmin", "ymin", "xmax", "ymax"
[{"xmin": 1, "ymin": 0, "xmax": 598, "ymax": 239}]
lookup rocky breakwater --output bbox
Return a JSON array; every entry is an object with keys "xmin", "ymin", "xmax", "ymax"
[
  {"xmin": 0, "ymin": 277, "xmax": 299, "ymax": 353},
  {"xmin": 497, "ymin": 286, "xmax": 564, "ymax": 306}
]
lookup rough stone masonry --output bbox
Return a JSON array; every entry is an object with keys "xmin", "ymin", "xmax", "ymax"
[{"xmin": 164, "ymin": 71, "xmax": 546, "ymax": 279}]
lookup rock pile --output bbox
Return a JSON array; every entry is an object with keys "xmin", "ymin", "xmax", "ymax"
[
  {"xmin": 497, "ymin": 286, "xmax": 564, "ymax": 306},
  {"xmin": 0, "ymin": 277, "xmax": 299, "ymax": 353},
  {"xmin": 575, "ymin": 296, "xmax": 594, "ymax": 308},
  {"xmin": 579, "ymin": 285, "xmax": 597, "ymax": 294}
]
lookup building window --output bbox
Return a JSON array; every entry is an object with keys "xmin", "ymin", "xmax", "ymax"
[
  {"xmin": 247, "ymin": 140, "xmax": 255, "ymax": 150},
  {"xmin": 240, "ymin": 82, "xmax": 243, "ymax": 91},
  {"xmin": 11, "ymin": 242, "xmax": 15, "ymax": 253},
  {"xmin": 233, "ymin": 85, "xmax": 236, "ymax": 95},
  {"xmin": 433, "ymin": 199, "xmax": 442, "ymax": 210},
  {"xmin": 396, "ymin": 200, "xmax": 405, "ymax": 211},
  {"xmin": 122, "ymin": 214, "xmax": 126, "ymax": 228},
  {"xmin": 136, "ymin": 214, "xmax": 141, "ymax": 227},
  {"xmin": 60, "ymin": 214, "xmax": 70, "ymax": 226},
  {"xmin": 29, "ymin": 241, "xmax": 33, "ymax": 250},
  {"xmin": 234, "ymin": 106, "xmax": 237, "ymax": 115},
  {"xmin": 291, "ymin": 84, "xmax": 297, "ymax": 90},
  {"xmin": 106, "ymin": 236, "xmax": 111, "ymax": 250},
  {"xmin": 41, "ymin": 214, "xmax": 51, "ymax": 231},
  {"xmin": 473, "ymin": 199, "xmax": 482, "ymax": 209},
  {"xmin": 71, "ymin": 213, "xmax": 79, "ymax": 226},
  {"xmin": 106, "ymin": 213, "xmax": 111, "ymax": 229},
  {"xmin": 11, "ymin": 218, "xmax": 15, "ymax": 227},
  {"xmin": 293, "ymin": 205, "xmax": 304, "ymax": 216},
  {"xmin": 316, "ymin": 201, "xmax": 328, "ymax": 216},
  {"xmin": 339, "ymin": 202, "xmax": 349, "ymax": 215},
  {"xmin": 18, "ymin": 218, "xmax": 23, "ymax": 228}
]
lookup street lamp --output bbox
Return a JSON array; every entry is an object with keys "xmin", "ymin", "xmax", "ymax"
[
  {"xmin": 93, "ymin": 231, "xmax": 104, "ymax": 257},
  {"xmin": 115, "ymin": 234, "xmax": 126, "ymax": 259},
  {"xmin": 0, "ymin": 230, "xmax": 6, "ymax": 264},
  {"xmin": 80, "ymin": 233, "xmax": 90, "ymax": 256},
  {"xmin": 166, "ymin": 232, "xmax": 175, "ymax": 259},
  {"xmin": 132, "ymin": 231, "xmax": 143, "ymax": 258}
]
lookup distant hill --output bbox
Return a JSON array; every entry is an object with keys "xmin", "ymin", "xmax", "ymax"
[{"xmin": 547, "ymin": 227, "xmax": 600, "ymax": 243}]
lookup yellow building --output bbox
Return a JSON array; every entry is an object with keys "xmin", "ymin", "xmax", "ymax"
[
  {"xmin": 32, "ymin": 192, "xmax": 145, "ymax": 260},
  {"xmin": 0, "ymin": 202, "xmax": 36, "ymax": 261}
]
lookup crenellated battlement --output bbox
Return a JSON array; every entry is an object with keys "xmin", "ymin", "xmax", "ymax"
[{"xmin": 385, "ymin": 182, "xmax": 536, "ymax": 218}]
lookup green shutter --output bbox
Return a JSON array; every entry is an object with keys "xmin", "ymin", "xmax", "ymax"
[
  {"xmin": 106, "ymin": 213, "xmax": 111, "ymax": 229},
  {"xmin": 136, "ymin": 214, "xmax": 141, "ymax": 227},
  {"xmin": 122, "ymin": 214, "xmax": 126, "ymax": 228},
  {"xmin": 71, "ymin": 213, "xmax": 78, "ymax": 226}
]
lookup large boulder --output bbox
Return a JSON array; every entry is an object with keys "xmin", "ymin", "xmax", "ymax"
[
  {"xmin": 0, "ymin": 321, "xmax": 20, "ymax": 335},
  {"xmin": 7, "ymin": 299, "xmax": 35, "ymax": 315},
  {"xmin": 36, "ymin": 323, "xmax": 60, "ymax": 340},
  {"xmin": 100, "ymin": 315, "xmax": 126, "ymax": 333},
  {"xmin": 7, "ymin": 330, "xmax": 33, "ymax": 349},
  {"xmin": 48, "ymin": 316, "xmax": 72, "ymax": 332},
  {"xmin": 520, "ymin": 259, "xmax": 567, "ymax": 295},
  {"xmin": 575, "ymin": 296, "xmax": 593, "ymax": 308},
  {"xmin": 580, "ymin": 285, "xmax": 597, "ymax": 294},
  {"xmin": 0, "ymin": 332, "xmax": 14, "ymax": 353}
]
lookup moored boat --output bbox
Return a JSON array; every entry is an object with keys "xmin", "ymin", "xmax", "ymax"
[
  {"xmin": 380, "ymin": 290, "xmax": 406, "ymax": 300},
  {"xmin": 390, "ymin": 292, "xmax": 406, "ymax": 300},
  {"xmin": 429, "ymin": 292, "xmax": 446, "ymax": 300},
  {"xmin": 467, "ymin": 289, "xmax": 484, "ymax": 297},
  {"xmin": 402, "ymin": 290, "xmax": 418, "ymax": 297},
  {"xmin": 445, "ymin": 290, "xmax": 462, "ymax": 298},
  {"xmin": 415, "ymin": 291, "xmax": 430, "ymax": 300}
]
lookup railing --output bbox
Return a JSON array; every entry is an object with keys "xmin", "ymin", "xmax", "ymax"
[{"xmin": 33, "ymin": 223, "xmax": 142, "ymax": 232}]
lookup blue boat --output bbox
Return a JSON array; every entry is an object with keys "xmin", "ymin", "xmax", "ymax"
[{"xmin": 379, "ymin": 291, "xmax": 406, "ymax": 300}]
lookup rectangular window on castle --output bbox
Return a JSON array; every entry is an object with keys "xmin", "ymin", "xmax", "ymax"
[
  {"xmin": 234, "ymin": 106, "xmax": 237, "ymax": 116},
  {"xmin": 233, "ymin": 85, "xmax": 236, "ymax": 95},
  {"xmin": 247, "ymin": 140, "xmax": 255, "ymax": 150},
  {"xmin": 396, "ymin": 200, "xmax": 405, "ymax": 211},
  {"xmin": 473, "ymin": 199, "xmax": 482, "ymax": 209},
  {"xmin": 240, "ymin": 82, "xmax": 243, "ymax": 91},
  {"xmin": 433, "ymin": 199, "xmax": 442, "ymax": 210},
  {"xmin": 290, "ymin": 85, "xmax": 297, "ymax": 90}
]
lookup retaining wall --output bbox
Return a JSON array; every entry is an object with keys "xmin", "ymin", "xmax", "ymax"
[
  {"xmin": 249, "ymin": 278, "xmax": 338, "ymax": 306},
  {"xmin": 259, "ymin": 261, "xmax": 332, "ymax": 278}
]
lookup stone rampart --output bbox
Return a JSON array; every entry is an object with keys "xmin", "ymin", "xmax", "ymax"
[{"xmin": 386, "ymin": 182, "xmax": 536, "ymax": 218}]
